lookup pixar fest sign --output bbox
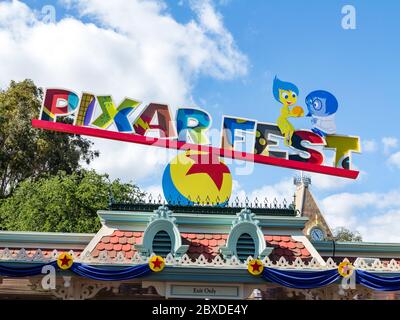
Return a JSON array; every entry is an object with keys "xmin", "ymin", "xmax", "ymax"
[{"xmin": 32, "ymin": 76, "xmax": 361, "ymax": 206}]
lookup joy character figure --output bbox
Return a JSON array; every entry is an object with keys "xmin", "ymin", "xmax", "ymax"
[
  {"xmin": 305, "ymin": 90, "xmax": 338, "ymax": 137},
  {"xmin": 272, "ymin": 76, "xmax": 304, "ymax": 146}
]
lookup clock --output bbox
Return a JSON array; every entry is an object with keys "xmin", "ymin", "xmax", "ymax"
[{"xmin": 310, "ymin": 227, "xmax": 325, "ymax": 241}]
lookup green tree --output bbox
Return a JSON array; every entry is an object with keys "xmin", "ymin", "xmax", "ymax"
[
  {"xmin": 333, "ymin": 227, "xmax": 363, "ymax": 242},
  {"xmin": 0, "ymin": 79, "xmax": 98, "ymax": 197},
  {"xmin": 0, "ymin": 170, "xmax": 145, "ymax": 233}
]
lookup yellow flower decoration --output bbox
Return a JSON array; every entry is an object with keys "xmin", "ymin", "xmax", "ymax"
[
  {"xmin": 57, "ymin": 252, "xmax": 74, "ymax": 270},
  {"xmin": 247, "ymin": 259, "xmax": 264, "ymax": 276},
  {"xmin": 149, "ymin": 255, "xmax": 165, "ymax": 272},
  {"xmin": 338, "ymin": 261, "xmax": 354, "ymax": 278}
]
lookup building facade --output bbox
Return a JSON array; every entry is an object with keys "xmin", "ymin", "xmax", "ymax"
[{"xmin": 0, "ymin": 177, "xmax": 399, "ymax": 300}]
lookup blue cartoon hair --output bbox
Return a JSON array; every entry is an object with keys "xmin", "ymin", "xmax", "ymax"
[
  {"xmin": 305, "ymin": 90, "xmax": 338, "ymax": 116},
  {"xmin": 273, "ymin": 76, "xmax": 299, "ymax": 102}
]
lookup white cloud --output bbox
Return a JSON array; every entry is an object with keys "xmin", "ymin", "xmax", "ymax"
[
  {"xmin": 382, "ymin": 137, "xmax": 398, "ymax": 154},
  {"xmin": 295, "ymin": 153, "xmax": 363, "ymax": 192},
  {"xmin": 142, "ymin": 184, "xmax": 164, "ymax": 200},
  {"xmin": 387, "ymin": 151, "xmax": 400, "ymax": 169},
  {"xmin": 0, "ymin": 0, "xmax": 247, "ymax": 101},
  {"xmin": 360, "ymin": 210, "xmax": 400, "ymax": 243},
  {"xmin": 362, "ymin": 139, "xmax": 377, "ymax": 153},
  {"xmin": 232, "ymin": 178, "xmax": 294, "ymax": 205},
  {"xmin": 86, "ymin": 138, "xmax": 177, "ymax": 182},
  {"xmin": 320, "ymin": 189, "xmax": 400, "ymax": 242},
  {"xmin": 191, "ymin": 0, "xmax": 225, "ymax": 35},
  {"xmin": 320, "ymin": 192, "xmax": 375, "ymax": 230},
  {"xmin": 0, "ymin": 0, "xmax": 247, "ymax": 183},
  {"xmin": 309, "ymin": 172, "xmax": 355, "ymax": 191}
]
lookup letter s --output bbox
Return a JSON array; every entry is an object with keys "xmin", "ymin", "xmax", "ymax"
[{"xmin": 289, "ymin": 130, "xmax": 325, "ymax": 165}]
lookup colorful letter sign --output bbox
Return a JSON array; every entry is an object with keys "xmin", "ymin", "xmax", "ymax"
[
  {"xmin": 32, "ymin": 77, "xmax": 362, "ymax": 179},
  {"xmin": 40, "ymin": 89, "xmax": 79, "ymax": 122}
]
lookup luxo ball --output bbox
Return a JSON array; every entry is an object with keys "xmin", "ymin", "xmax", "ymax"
[{"xmin": 162, "ymin": 150, "xmax": 232, "ymax": 206}]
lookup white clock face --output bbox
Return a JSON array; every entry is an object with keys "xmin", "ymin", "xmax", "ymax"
[{"xmin": 310, "ymin": 228, "xmax": 325, "ymax": 241}]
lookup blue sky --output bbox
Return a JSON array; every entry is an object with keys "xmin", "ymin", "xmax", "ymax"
[
  {"xmin": 188, "ymin": 0, "xmax": 400, "ymax": 195},
  {"xmin": 2, "ymin": 0, "xmax": 400, "ymax": 241}
]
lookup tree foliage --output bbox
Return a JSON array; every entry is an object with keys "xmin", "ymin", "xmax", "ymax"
[
  {"xmin": 0, "ymin": 80, "xmax": 98, "ymax": 197},
  {"xmin": 333, "ymin": 227, "xmax": 363, "ymax": 242},
  {"xmin": 0, "ymin": 170, "xmax": 145, "ymax": 233}
]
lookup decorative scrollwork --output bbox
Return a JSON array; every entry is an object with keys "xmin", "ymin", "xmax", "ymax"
[{"xmin": 52, "ymin": 280, "xmax": 117, "ymax": 300}]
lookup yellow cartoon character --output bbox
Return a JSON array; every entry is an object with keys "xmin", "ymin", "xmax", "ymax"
[{"xmin": 273, "ymin": 76, "xmax": 304, "ymax": 146}]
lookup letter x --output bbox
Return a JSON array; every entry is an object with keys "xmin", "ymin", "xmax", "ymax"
[{"xmin": 92, "ymin": 96, "xmax": 141, "ymax": 132}]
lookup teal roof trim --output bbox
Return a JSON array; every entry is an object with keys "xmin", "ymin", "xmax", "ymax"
[
  {"xmin": 0, "ymin": 231, "xmax": 94, "ymax": 246},
  {"xmin": 312, "ymin": 240, "xmax": 400, "ymax": 256},
  {"xmin": 97, "ymin": 210, "xmax": 308, "ymax": 230}
]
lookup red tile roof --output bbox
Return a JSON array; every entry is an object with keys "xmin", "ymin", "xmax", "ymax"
[
  {"xmin": 90, "ymin": 231, "xmax": 311, "ymax": 262},
  {"xmin": 92, "ymin": 230, "xmax": 142, "ymax": 259},
  {"xmin": 265, "ymin": 235, "xmax": 311, "ymax": 262},
  {"xmin": 181, "ymin": 233, "xmax": 225, "ymax": 261}
]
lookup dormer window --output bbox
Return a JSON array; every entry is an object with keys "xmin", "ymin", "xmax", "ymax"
[
  {"xmin": 220, "ymin": 208, "xmax": 273, "ymax": 260},
  {"xmin": 152, "ymin": 230, "xmax": 173, "ymax": 257},
  {"xmin": 236, "ymin": 233, "xmax": 256, "ymax": 261},
  {"xmin": 136, "ymin": 206, "xmax": 188, "ymax": 258}
]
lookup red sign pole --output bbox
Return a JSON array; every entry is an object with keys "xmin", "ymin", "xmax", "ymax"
[{"xmin": 32, "ymin": 119, "xmax": 359, "ymax": 179}]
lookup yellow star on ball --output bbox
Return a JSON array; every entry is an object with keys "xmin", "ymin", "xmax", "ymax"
[
  {"xmin": 57, "ymin": 252, "xmax": 74, "ymax": 270},
  {"xmin": 338, "ymin": 261, "xmax": 354, "ymax": 278},
  {"xmin": 149, "ymin": 256, "xmax": 165, "ymax": 272},
  {"xmin": 248, "ymin": 259, "xmax": 264, "ymax": 276}
]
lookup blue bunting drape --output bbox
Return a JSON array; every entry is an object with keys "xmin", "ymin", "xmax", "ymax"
[
  {"xmin": 3, "ymin": 261, "xmax": 400, "ymax": 292},
  {"xmin": 70, "ymin": 263, "xmax": 151, "ymax": 281},
  {"xmin": 261, "ymin": 267, "xmax": 340, "ymax": 289},
  {"xmin": 356, "ymin": 270, "xmax": 400, "ymax": 292},
  {"xmin": 0, "ymin": 261, "xmax": 57, "ymax": 277},
  {"xmin": 0, "ymin": 262, "xmax": 150, "ymax": 281}
]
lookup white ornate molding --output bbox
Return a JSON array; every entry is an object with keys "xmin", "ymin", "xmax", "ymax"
[
  {"xmin": 28, "ymin": 277, "xmax": 119, "ymax": 300},
  {"xmin": 2, "ymin": 248, "xmax": 400, "ymax": 273},
  {"xmin": 150, "ymin": 206, "xmax": 175, "ymax": 223},
  {"xmin": 286, "ymin": 285, "xmax": 374, "ymax": 300},
  {"xmin": 52, "ymin": 280, "xmax": 118, "ymax": 300},
  {"xmin": 292, "ymin": 235, "xmax": 326, "ymax": 266},
  {"xmin": 233, "ymin": 208, "xmax": 259, "ymax": 226},
  {"xmin": 80, "ymin": 225, "xmax": 115, "ymax": 257}
]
